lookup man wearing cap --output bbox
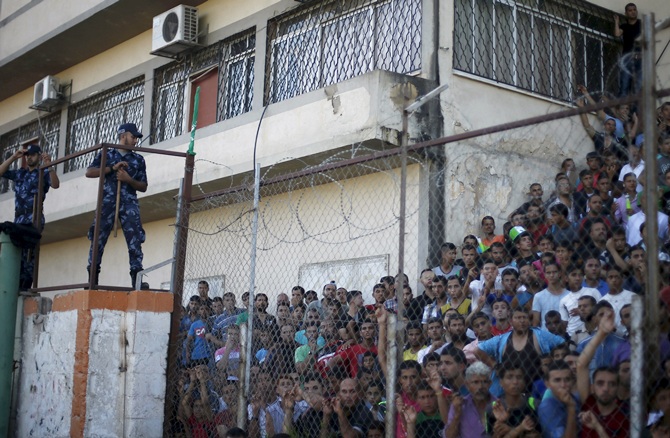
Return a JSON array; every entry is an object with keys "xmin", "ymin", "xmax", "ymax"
[
  {"xmin": 0, "ymin": 144, "xmax": 59, "ymax": 289},
  {"xmin": 85, "ymin": 123, "xmax": 147, "ymax": 287},
  {"xmin": 509, "ymin": 226, "xmax": 537, "ymax": 266}
]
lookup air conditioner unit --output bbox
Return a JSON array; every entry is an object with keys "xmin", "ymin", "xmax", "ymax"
[
  {"xmin": 33, "ymin": 75, "xmax": 61, "ymax": 108},
  {"xmin": 151, "ymin": 5, "xmax": 199, "ymax": 58}
]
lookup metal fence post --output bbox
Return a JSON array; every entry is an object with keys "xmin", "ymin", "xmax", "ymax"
[
  {"xmin": 241, "ymin": 162, "xmax": 261, "ymax": 427},
  {"xmin": 642, "ymin": 13, "xmax": 660, "ymax": 380}
]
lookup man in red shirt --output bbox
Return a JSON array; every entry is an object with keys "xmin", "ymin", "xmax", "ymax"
[
  {"xmin": 576, "ymin": 309, "xmax": 630, "ymax": 437},
  {"xmin": 328, "ymin": 320, "xmax": 378, "ymax": 378}
]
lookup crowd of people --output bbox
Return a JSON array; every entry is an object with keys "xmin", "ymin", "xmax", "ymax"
[
  {"xmin": 168, "ymin": 5, "xmax": 670, "ymax": 437},
  {"xmin": 171, "ymin": 90, "xmax": 670, "ymax": 436}
]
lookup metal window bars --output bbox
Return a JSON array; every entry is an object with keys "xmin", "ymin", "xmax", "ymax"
[
  {"xmin": 264, "ymin": 0, "xmax": 422, "ymax": 105},
  {"xmin": 151, "ymin": 28, "xmax": 256, "ymax": 145},
  {"xmin": 0, "ymin": 111, "xmax": 61, "ymax": 194},
  {"xmin": 453, "ymin": 0, "xmax": 620, "ymax": 102},
  {"xmin": 64, "ymin": 76, "xmax": 145, "ymax": 173}
]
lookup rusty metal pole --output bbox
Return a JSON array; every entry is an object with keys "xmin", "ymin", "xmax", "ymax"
[
  {"xmin": 642, "ymin": 13, "xmax": 660, "ymax": 380},
  {"xmin": 33, "ymin": 164, "xmax": 45, "ymax": 289},
  {"xmin": 89, "ymin": 144, "xmax": 109, "ymax": 289},
  {"xmin": 163, "ymin": 153, "xmax": 194, "ymax": 434}
]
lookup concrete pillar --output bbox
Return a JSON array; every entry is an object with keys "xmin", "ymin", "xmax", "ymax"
[{"xmin": 16, "ymin": 290, "xmax": 173, "ymax": 437}]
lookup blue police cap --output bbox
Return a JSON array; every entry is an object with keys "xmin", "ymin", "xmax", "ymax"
[{"xmin": 117, "ymin": 123, "xmax": 143, "ymax": 138}]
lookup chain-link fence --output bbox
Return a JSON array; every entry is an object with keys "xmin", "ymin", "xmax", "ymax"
[{"xmin": 164, "ymin": 89, "xmax": 669, "ymax": 438}]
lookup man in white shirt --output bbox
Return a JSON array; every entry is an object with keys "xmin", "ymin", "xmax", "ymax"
[
  {"xmin": 600, "ymin": 267, "xmax": 635, "ymax": 336},
  {"xmin": 559, "ymin": 263, "xmax": 601, "ymax": 338},
  {"xmin": 465, "ymin": 261, "xmax": 500, "ymax": 317},
  {"xmin": 626, "ymin": 194, "xmax": 669, "ymax": 246},
  {"xmin": 532, "ymin": 262, "xmax": 569, "ymax": 329},
  {"xmin": 618, "ymin": 139, "xmax": 644, "ymax": 193}
]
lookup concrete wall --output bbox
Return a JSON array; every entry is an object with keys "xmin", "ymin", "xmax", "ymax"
[
  {"xmin": 17, "ymin": 291, "xmax": 172, "ymax": 437},
  {"xmin": 435, "ymin": 0, "xmax": 670, "ymax": 241}
]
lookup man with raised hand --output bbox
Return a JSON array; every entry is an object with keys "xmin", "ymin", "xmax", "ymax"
[
  {"xmin": 321, "ymin": 378, "xmax": 373, "ymax": 437},
  {"xmin": 0, "ymin": 144, "xmax": 59, "ymax": 289},
  {"xmin": 576, "ymin": 309, "xmax": 630, "ymax": 437}
]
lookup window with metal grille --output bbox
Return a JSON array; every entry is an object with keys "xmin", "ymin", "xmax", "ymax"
[
  {"xmin": 0, "ymin": 112, "xmax": 61, "ymax": 194},
  {"xmin": 151, "ymin": 29, "xmax": 256, "ymax": 145},
  {"xmin": 265, "ymin": 0, "xmax": 422, "ymax": 105},
  {"xmin": 65, "ymin": 77, "xmax": 145, "ymax": 173},
  {"xmin": 453, "ymin": 0, "xmax": 619, "ymax": 102}
]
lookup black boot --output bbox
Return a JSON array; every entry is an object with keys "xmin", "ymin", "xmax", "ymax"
[
  {"xmin": 86, "ymin": 266, "xmax": 101, "ymax": 287},
  {"xmin": 130, "ymin": 269, "xmax": 140, "ymax": 289}
]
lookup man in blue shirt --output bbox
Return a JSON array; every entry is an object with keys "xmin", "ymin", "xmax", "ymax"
[
  {"xmin": 85, "ymin": 123, "xmax": 147, "ymax": 287},
  {"xmin": 0, "ymin": 144, "xmax": 59, "ymax": 289}
]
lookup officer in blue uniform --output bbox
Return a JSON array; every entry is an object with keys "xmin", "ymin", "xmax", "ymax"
[
  {"xmin": 0, "ymin": 144, "xmax": 60, "ymax": 289},
  {"xmin": 86, "ymin": 123, "xmax": 147, "ymax": 287}
]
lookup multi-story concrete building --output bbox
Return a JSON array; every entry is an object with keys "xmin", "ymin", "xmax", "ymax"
[{"xmin": 0, "ymin": 0, "xmax": 668, "ymax": 300}]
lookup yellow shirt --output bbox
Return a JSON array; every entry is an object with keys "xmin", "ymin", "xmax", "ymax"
[
  {"xmin": 440, "ymin": 298, "xmax": 472, "ymax": 316},
  {"xmin": 403, "ymin": 349, "xmax": 419, "ymax": 361}
]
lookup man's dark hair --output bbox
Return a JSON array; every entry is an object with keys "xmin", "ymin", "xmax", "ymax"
[
  {"xmin": 380, "ymin": 276, "xmax": 394, "ymax": 285},
  {"xmin": 545, "ymin": 360, "xmax": 572, "ymax": 379},
  {"xmin": 303, "ymin": 372, "xmax": 323, "ymax": 387},
  {"xmin": 440, "ymin": 347, "xmax": 467, "ymax": 365},
  {"xmin": 427, "ymin": 317, "xmax": 443, "ymax": 326},
  {"xmin": 490, "ymin": 299, "xmax": 510, "ymax": 311},
  {"xmin": 498, "ymin": 360, "xmax": 526, "ymax": 380},
  {"xmin": 441, "ymin": 242, "xmax": 457, "ymax": 252},
  {"xmin": 462, "ymin": 244, "xmax": 477, "ymax": 253},
  {"xmin": 347, "ymin": 290, "xmax": 362, "ymax": 303},
  {"xmin": 593, "ymin": 300, "xmax": 614, "ymax": 314},
  {"xmin": 579, "ymin": 169, "xmax": 594, "ymax": 179},
  {"xmin": 433, "ymin": 275, "xmax": 448, "ymax": 287},
  {"xmin": 577, "ymin": 295, "xmax": 597, "ymax": 306},
  {"xmin": 490, "ymin": 241, "xmax": 505, "ymax": 250},
  {"xmin": 549, "ymin": 203, "xmax": 569, "ymax": 218},
  {"xmin": 565, "ymin": 263, "xmax": 583, "ymax": 275},
  {"xmin": 416, "ymin": 380, "xmax": 434, "ymax": 392},
  {"xmin": 501, "ymin": 268, "xmax": 519, "ymax": 279},
  {"xmin": 292, "ymin": 285, "xmax": 305, "ymax": 295},
  {"xmin": 470, "ymin": 312, "xmax": 490, "ymax": 327},
  {"xmin": 422, "ymin": 352, "xmax": 440, "ymax": 367},
  {"xmin": 593, "ymin": 366, "xmax": 619, "ymax": 382},
  {"xmin": 212, "ymin": 296, "xmax": 223, "ymax": 303},
  {"xmin": 226, "ymin": 427, "xmax": 248, "ymax": 438},
  {"xmin": 545, "ymin": 310, "xmax": 561, "ymax": 320},
  {"xmin": 398, "ymin": 360, "xmax": 422, "ymax": 375},
  {"xmin": 611, "ymin": 225, "xmax": 626, "ymax": 237},
  {"xmin": 482, "ymin": 216, "xmax": 495, "ymax": 225},
  {"xmin": 406, "ymin": 321, "xmax": 422, "ymax": 333},
  {"xmin": 198, "ymin": 280, "xmax": 209, "ymax": 288},
  {"xmin": 447, "ymin": 314, "xmax": 465, "ymax": 327}
]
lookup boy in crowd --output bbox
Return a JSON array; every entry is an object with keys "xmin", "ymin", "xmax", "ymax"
[
  {"xmin": 538, "ymin": 361, "xmax": 579, "ymax": 438},
  {"xmin": 486, "ymin": 360, "xmax": 541, "ymax": 437}
]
